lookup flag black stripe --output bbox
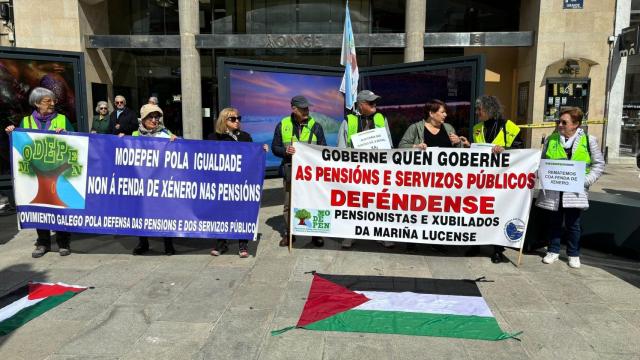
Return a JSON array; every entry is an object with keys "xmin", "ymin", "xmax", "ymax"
[
  {"xmin": 0, "ymin": 284, "xmax": 30, "ymax": 309},
  {"xmin": 316, "ymin": 273, "xmax": 482, "ymax": 297}
]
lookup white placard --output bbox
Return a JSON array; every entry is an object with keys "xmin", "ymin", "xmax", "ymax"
[
  {"xmin": 350, "ymin": 127, "xmax": 392, "ymax": 149},
  {"xmin": 538, "ymin": 159, "xmax": 586, "ymax": 193},
  {"xmin": 470, "ymin": 143, "xmax": 495, "ymax": 150}
]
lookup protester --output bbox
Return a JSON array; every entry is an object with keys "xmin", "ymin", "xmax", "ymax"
[
  {"xmin": 90, "ymin": 101, "xmax": 110, "ymax": 134},
  {"xmin": 4, "ymin": 87, "xmax": 74, "ymax": 258},
  {"xmin": 337, "ymin": 90, "xmax": 394, "ymax": 249},
  {"xmin": 108, "ymin": 95, "xmax": 137, "ymax": 136},
  {"xmin": 127, "ymin": 104, "xmax": 177, "ymax": 256},
  {"xmin": 208, "ymin": 107, "xmax": 268, "ymax": 258},
  {"xmin": 537, "ymin": 107, "xmax": 604, "ymax": 268},
  {"xmin": 399, "ymin": 99, "xmax": 469, "ymax": 254},
  {"xmin": 399, "ymin": 99, "xmax": 469, "ymax": 149},
  {"xmin": 140, "ymin": 96, "xmax": 159, "ymax": 115},
  {"xmin": 467, "ymin": 95, "xmax": 524, "ymax": 263},
  {"xmin": 272, "ymin": 95, "xmax": 327, "ymax": 248}
]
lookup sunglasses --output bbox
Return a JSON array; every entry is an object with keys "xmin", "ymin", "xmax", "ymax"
[
  {"xmin": 145, "ymin": 114, "xmax": 161, "ymax": 121},
  {"xmin": 227, "ymin": 116, "xmax": 242, "ymax": 122},
  {"xmin": 99, "ymin": 107, "xmax": 108, "ymax": 110},
  {"xmin": 115, "ymin": 101, "xmax": 124, "ymax": 104},
  {"xmin": 555, "ymin": 120, "xmax": 570, "ymax": 126},
  {"xmin": 366, "ymin": 101, "xmax": 377, "ymax": 106}
]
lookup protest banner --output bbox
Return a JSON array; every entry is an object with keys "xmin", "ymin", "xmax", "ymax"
[
  {"xmin": 291, "ymin": 144, "xmax": 540, "ymax": 248},
  {"xmin": 10, "ymin": 129, "xmax": 265, "ymax": 239},
  {"xmin": 538, "ymin": 159, "xmax": 586, "ymax": 193}
]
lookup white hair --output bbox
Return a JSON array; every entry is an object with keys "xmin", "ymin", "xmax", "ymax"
[
  {"xmin": 95, "ymin": 101, "xmax": 108, "ymax": 113},
  {"xmin": 148, "ymin": 96, "xmax": 158, "ymax": 105},
  {"xmin": 28, "ymin": 87, "xmax": 56, "ymax": 107}
]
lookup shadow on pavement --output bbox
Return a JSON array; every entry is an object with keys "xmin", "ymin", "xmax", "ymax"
[{"xmin": 0, "ymin": 213, "xmax": 18, "ymax": 245}]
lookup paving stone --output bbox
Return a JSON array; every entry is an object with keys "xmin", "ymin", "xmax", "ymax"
[
  {"xmin": 56, "ymin": 304, "xmax": 152, "ymax": 357},
  {"xmin": 480, "ymin": 275, "xmax": 556, "ymax": 313},
  {"xmin": 121, "ymin": 321, "xmax": 211, "ymax": 360},
  {"xmin": 160, "ymin": 268, "xmax": 247, "ymax": 323},
  {"xmin": 195, "ymin": 308, "xmax": 273, "ymax": 359},
  {"xmin": 227, "ymin": 280, "xmax": 287, "ymax": 311},
  {"xmin": 0, "ymin": 320, "xmax": 83, "ymax": 360},
  {"xmin": 585, "ymin": 279, "xmax": 640, "ymax": 310}
]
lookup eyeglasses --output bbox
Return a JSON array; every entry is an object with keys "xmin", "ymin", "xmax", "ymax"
[
  {"xmin": 145, "ymin": 114, "xmax": 161, "ymax": 121},
  {"xmin": 366, "ymin": 101, "xmax": 377, "ymax": 106},
  {"xmin": 99, "ymin": 107, "xmax": 108, "ymax": 110},
  {"xmin": 115, "ymin": 101, "xmax": 124, "ymax": 104},
  {"xmin": 227, "ymin": 116, "xmax": 242, "ymax": 122},
  {"xmin": 555, "ymin": 120, "xmax": 570, "ymax": 126}
]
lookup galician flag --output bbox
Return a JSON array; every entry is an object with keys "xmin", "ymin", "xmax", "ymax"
[
  {"xmin": 0, "ymin": 282, "xmax": 87, "ymax": 335},
  {"xmin": 339, "ymin": 1, "xmax": 359, "ymax": 110},
  {"xmin": 273, "ymin": 273, "xmax": 521, "ymax": 341}
]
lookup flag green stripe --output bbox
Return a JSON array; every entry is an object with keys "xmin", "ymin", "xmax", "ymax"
[
  {"xmin": 302, "ymin": 309, "xmax": 511, "ymax": 341},
  {"xmin": 0, "ymin": 291, "xmax": 76, "ymax": 336}
]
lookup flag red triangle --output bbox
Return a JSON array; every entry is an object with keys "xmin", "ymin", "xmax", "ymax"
[
  {"xmin": 297, "ymin": 273, "xmax": 370, "ymax": 327},
  {"xmin": 28, "ymin": 283, "xmax": 87, "ymax": 300}
]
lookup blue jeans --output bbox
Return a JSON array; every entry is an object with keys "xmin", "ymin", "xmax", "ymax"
[{"xmin": 546, "ymin": 204, "xmax": 582, "ymax": 257}]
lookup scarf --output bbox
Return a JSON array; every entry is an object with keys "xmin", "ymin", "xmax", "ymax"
[
  {"xmin": 559, "ymin": 127, "xmax": 583, "ymax": 149},
  {"xmin": 137, "ymin": 117, "xmax": 166, "ymax": 136},
  {"xmin": 225, "ymin": 129, "xmax": 239, "ymax": 141},
  {"xmin": 31, "ymin": 110, "xmax": 57, "ymax": 130}
]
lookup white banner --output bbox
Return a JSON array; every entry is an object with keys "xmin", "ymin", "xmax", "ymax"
[
  {"xmin": 538, "ymin": 159, "xmax": 585, "ymax": 193},
  {"xmin": 291, "ymin": 144, "xmax": 541, "ymax": 248}
]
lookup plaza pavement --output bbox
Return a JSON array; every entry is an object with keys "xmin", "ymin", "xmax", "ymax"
[{"xmin": 0, "ymin": 164, "xmax": 638, "ymax": 359}]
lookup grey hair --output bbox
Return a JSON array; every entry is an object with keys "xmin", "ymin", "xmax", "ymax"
[
  {"xmin": 475, "ymin": 95, "xmax": 504, "ymax": 120},
  {"xmin": 114, "ymin": 95, "xmax": 126, "ymax": 103},
  {"xmin": 148, "ymin": 96, "xmax": 158, "ymax": 104},
  {"xmin": 28, "ymin": 87, "xmax": 56, "ymax": 107},
  {"xmin": 95, "ymin": 101, "xmax": 108, "ymax": 113}
]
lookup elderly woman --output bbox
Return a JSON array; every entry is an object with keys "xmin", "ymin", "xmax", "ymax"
[
  {"xmin": 4, "ymin": 87, "xmax": 74, "ymax": 258},
  {"xmin": 399, "ymin": 99, "xmax": 468, "ymax": 254},
  {"xmin": 208, "ymin": 107, "xmax": 268, "ymax": 258},
  {"xmin": 127, "ymin": 104, "xmax": 178, "ymax": 256},
  {"xmin": 91, "ymin": 101, "xmax": 110, "ymax": 134},
  {"xmin": 399, "ymin": 99, "xmax": 469, "ymax": 149},
  {"xmin": 468, "ymin": 95, "xmax": 525, "ymax": 263},
  {"xmin": 537, "ymin": 107, "xmax": 604, "ymax": 268}
]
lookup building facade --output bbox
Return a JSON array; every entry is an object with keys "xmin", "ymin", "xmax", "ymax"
[{"xmin": 0, "ymin": 0, "xmax": 637, "ymax": 162}]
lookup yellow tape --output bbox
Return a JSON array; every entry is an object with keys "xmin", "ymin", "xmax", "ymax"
[{"xmin": 517, "ymin": 119, "xmax": 606, "ymax": 129}]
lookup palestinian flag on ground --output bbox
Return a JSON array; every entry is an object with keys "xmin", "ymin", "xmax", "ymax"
[
  {"xmin": 0, "ymin": 282, "xmax": 87, "ymax": 336},
  {"xmin": 273, "ymin": 273, "xmax": 520, "ymax": 341}
]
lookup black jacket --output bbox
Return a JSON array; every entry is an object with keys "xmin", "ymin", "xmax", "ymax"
[
  {"xmin": 108, "ymin": 107, "xmax": 138, "ymax": 135},
  {"xmin": 208, "ymin": 130, "xmax": 253, "ymax": 143}
]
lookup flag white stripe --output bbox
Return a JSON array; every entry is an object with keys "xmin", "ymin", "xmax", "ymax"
[
  {"xmin": 0, "ymin": 296, "xmax": 44, "ymax": 323},
  {"xmin": 354, "ymin": 291, "xmax": 494, "ymax": 317}
]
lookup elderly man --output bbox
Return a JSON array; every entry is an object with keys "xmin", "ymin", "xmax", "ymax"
[
  {"xmin": 272, "ymin": 95, "xmax": 327, "ymax": 248},
  {"xmin": 337, "ymin": 90, "xmax": 394, "ymax": 249},
  {"xmin": 108, "ymin": 95, "xmax": 137, "ymax": 136}
]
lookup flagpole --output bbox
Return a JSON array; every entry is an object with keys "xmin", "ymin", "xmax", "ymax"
[{"xmin": 288, "ymin": 163, "xmax": 294, "ymax": 254}]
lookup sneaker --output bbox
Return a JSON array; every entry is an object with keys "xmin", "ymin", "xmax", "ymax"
[
  {"xmin": 341, "ymin": 239, "xmax": 353, "ymax": 249},
  {"xmin": 542, "ymin": 252, "xmax": 559, "ymax": 264},
  {"xmin": 58, "ymin": 248, "xmax": 71, "ymax": 256},
  {"xmin": 568, "ymin": 256, "xmax": 581, "ymax": 268},
  {"xmin": 32, "ymin": 245, "xmax": 49, "ymax": 258}
]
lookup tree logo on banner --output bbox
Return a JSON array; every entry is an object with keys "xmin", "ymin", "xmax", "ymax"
[
  {"xmin": 294, "ymin": 208, "xmax": 331, "ymax": 233},
  {"xmin": 18, "ymin": 136, "xmax": 83, "ymax": 208},
  {"xmin": 503, "ymin": 218, "xmax": 526, "ymax": 242}
]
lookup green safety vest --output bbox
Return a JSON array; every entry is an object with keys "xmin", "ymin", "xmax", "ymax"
[
  {"xmin": 346, "ymin": 113, "xmax": 385, "ymax": 147},
  {"xmin": 20, "ymin": 114, "xmax": 69, "ymax": 130},
  {"xmin": 545, "ymin": 132, "xmax": 592, "ymax": 174},
  {"xmin": 132, "ymin": 129, "xmax": 172, "ymax": 138},
  {"xmin": 280, "ymin": 116, "xmax": 317, "ymax": 144},
  {"xmin": 472, "ymin": 119, "xmax": 520, "ymax": 147}
]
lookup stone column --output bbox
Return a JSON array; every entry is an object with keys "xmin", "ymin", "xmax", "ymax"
[
  {"xmin": 605, "ymin": 0, "xmax": 632, "ymax": 162},
  {"xmin": 179, "ymin": 0, "xmax": 202, "ymax": 139},
  {"xmin": 404, "ymin": 0, "xmax": 426, "ymax": 63}
]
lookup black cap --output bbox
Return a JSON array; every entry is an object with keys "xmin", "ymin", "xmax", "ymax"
[{"xmin": 291, "ymin": 95, "xmax": 312, "ymax": 108}]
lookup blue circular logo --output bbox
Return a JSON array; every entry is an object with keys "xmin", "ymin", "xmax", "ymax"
[{"xmin": 504, "ymin": 219, "xmax": 526, "ymax": 242}]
